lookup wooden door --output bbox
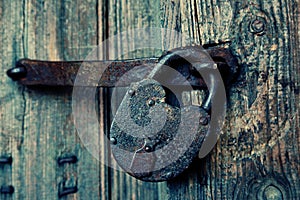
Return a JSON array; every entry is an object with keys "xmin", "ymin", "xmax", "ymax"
[{"xmin": 0, "ymin": 0, "xmax": 299, "ymax": 199}]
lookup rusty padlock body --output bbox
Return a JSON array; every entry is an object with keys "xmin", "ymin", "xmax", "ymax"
[{"xmin": 109, "ymin": 46, "xmax": 232, "ymax": 182}]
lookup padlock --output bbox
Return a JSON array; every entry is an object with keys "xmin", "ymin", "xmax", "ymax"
[
  {"xmin": 109, "ymin": 46, "xmax": 235, "ymax": 182},
  {"xmin": 6, "ymin": 45, "xmax": 237, "ymax": 182}
]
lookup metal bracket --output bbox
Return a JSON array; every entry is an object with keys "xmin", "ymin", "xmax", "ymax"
[
  {"xmin": 0, "ymin": 185, "xmax": 14, "ymax": 194},
  {"xmin": 57, "ymin": 155, "xmax": 78, "ymax": 165},
  {"xmin": 6, "ymin": 46, "xmax": 238, "ymax": 88},
  {"xmin": 0, "ymin": 156, "xmax": 12, "ymax": 165}
]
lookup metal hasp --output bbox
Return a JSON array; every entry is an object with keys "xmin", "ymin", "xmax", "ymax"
[
  {"xmin": 109, "ymin": 46, "xmax": 238, "ymax": 182},
  {"xmin": 6, "ymin": 46, "xmax": 238, "ymax": 182},
  {"xmin": 6, "ymin": 46, "xmax": 237, "ymax": 88}
]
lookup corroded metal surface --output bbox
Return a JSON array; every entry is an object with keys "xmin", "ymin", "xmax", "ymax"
[
  {"xmin": 110, "ymin": 79, "xmax": 209, "ymax": 181},
  {"xmin": 7, "ymin": 58, "xmax": 158, "ymax": 87},
  {"xmin": 6, "ymin": 47, "xmax": 238, "ymax": 87},
  {"xmin": 109, "ymin": 46, "xmax": 231, "ymax": 181},
  {"xmin": 6, "ymin": 46, "xmax": 238, "ymax": 182}
]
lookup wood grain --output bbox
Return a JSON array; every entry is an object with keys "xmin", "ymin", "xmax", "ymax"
[
  {"xmin": 0, "ymin": 0, "xmax": 299, "ymax": 199},
  {"xmin": 0, "ymin": 0, "xmax": 107, "ymax": 199},
  {"xmin": 0, "ymin": 1, "xmax": 25, "ymax": 200},
  {"xmin": 162, "ymin": 0, "xmax": 300, "ymax": 199}
]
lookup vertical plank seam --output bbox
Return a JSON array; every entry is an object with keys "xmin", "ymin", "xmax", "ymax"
[
  {"xmin": 193, "ymin": 0, "xmax": 202, "ymax": 44},
  {"xmin": 19, "ymin": 0, "xmax": 27, "ymax": 150},
  {"xmin": 98, "ymin": 0, "xmax": 112, "ymax": 199},
  {"xmin": 105, "ymin": 0, "xmax": 112, "ymax": 197}
]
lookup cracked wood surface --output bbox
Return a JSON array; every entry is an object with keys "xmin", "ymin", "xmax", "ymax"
[{"xmin": 0, "ymin": 0, "xmax": 299, "ymax": 200}]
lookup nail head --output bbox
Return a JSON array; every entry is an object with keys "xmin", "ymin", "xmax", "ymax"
[
  {"xmin": 110, "ymin": 137, "xmax": 117, "ymax": 145},
  {"xmin": 199, "ymin": 117, "xmax": 209, "ymax": 125},
  {"xmin": 249, "ymin": 18, "xmax": 266, "ymax": 35},
  {"xmin": 6, "ymin": 66, "xmax": 27, "ymax": 81},
  {"xmin": 148, "ymin": 99, "xmax": 155, "ymax": 106},
  {"xmin": 128, "ymin": 89, "xmax": 135, "ymax": 96},
  {"xmin": 145, "ymin": 145, "xmax": 152, "ymax": 152}
]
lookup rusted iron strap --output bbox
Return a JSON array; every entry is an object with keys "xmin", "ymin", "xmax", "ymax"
[
  {"xmin": 8, "ymin": 58, "xmax": 158, "ymax": 87},
  {"xmin": 6, "ymin": 48, "xmax": 237, "ymax": 87}
]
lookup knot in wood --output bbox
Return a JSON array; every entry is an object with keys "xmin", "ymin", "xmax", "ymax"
[
  {"xmin": 263, "ymin": 185, "xmax": 283, "ymax": 200},
  {"xmin": 249, "ymin": 17, "xmax": 267, "ymax": 36}
]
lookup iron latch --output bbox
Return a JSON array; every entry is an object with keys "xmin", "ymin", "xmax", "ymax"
[{"xmin": 6, "ymin": 45, "xmax": 238, "ymax": 182}]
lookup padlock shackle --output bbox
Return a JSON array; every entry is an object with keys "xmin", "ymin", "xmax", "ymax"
[{"xmin": 148, "ymin": 46, "xmax": 220, "ymax": 111}]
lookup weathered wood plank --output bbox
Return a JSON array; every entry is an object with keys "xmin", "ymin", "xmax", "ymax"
[
  {"xmin": 162, "ymin": 0, "xmax": 300, "ymax": 199},
  {"xmin": 5, "ymin": 0, "xmax": 106, "ymax": 199},
  {"xmin": 0, "ymin": 1, "xmax": 25, "ymax": 200}
]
